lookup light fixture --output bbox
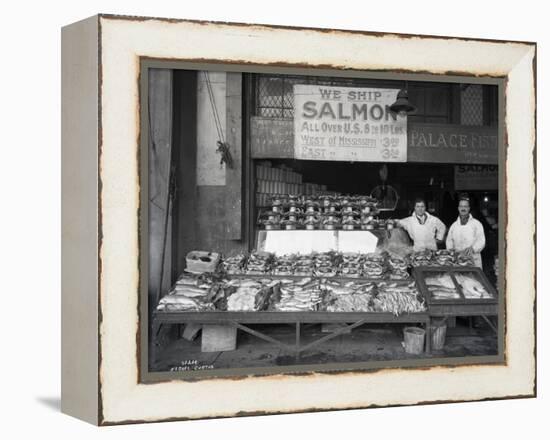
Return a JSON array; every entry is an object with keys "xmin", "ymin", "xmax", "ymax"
[{"xmin": 390, "ymin": 85, "xmax": 417, "ymax": 117}]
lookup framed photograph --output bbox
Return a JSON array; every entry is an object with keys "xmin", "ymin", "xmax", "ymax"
[{"xmin": 61, "ymin": 14, "xmax": 536, "ymax": 425}]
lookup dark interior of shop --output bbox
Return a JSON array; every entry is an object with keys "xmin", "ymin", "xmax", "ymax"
[
  {"xmin": 253, "ymin": 158, "xmax": 498, "ymax": 280},
  {"xmin": 258, "ymin": 159, "xmax": 488, "ymax": 216}
]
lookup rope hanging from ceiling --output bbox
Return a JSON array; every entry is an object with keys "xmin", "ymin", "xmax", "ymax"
[{"xmin": 204, "ymin": 71, "xmax": 233, "ymax": 169}]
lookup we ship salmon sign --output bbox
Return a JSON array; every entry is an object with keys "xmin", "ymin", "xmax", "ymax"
[{"xmin": 293, "ymin": 85, "xmax": 407, "ymax": 162}]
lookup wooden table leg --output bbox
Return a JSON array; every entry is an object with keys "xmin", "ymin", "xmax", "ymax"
[
  {"xmin": 295, "ymin": 322, "xmax": 301, "ymax": 362},
  {"xmin": 425, "ymin": 318, "xmax": 432, "ymax": 354}
]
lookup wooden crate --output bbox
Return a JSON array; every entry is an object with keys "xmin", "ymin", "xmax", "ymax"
[
  {"xmin": 201, "ymin": 325, "xmax": 237, "ymax": 352},
  {"xmin": 181, "ymin": 323, "xmax": 202, "ymax": 341}
]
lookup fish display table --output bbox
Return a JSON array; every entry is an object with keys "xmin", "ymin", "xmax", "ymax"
[
  {"xmin": 413, "ymin": 266, "xmax": 500, "ymax": 343},
  {"xmin": 151, "ymin": 266, "xmax": 499, "ymax": 362},
  {"xmin": 151, "ymin": 274, "xmax": 431, "ymax": 361},
  {"xmin": 151, "ymin": 309, "xmax": 431, "ymax": 360}
]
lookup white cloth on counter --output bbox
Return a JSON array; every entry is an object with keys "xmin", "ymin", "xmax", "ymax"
[
  {"xmin": 446, "ymin": 214, "xmax": 486, "ymax": 268},
  {"xmin": 399, "ymin": 212, "xmax": 446, "ymax": 251}
]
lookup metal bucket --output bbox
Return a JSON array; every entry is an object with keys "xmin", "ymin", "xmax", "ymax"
[
  {"xmin": 403, "ymin": 327, "xmax": 425, "ymax": 354},
  {"xmin": 431, "ymin": 324, "xmax": 447, "ymax": 350}
]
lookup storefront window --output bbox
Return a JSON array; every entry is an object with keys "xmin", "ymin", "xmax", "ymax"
[
  {"xmin": 255, "ymin": 74, "xmax": 497, "ymax": 127},
  {"xmin": 255, "ymin": 74, "xmax": 457, "ymax": 124},
  {"xmin": 461, "ymin": 84, "xmax": 484, "ymax": 126},
  {"xmin": 255, "ymin": 74, "xmax": 403, "ymax": 119},
  {"xmin": 407, "ymin": 84, "xmax": 452, "ymax": 124}
]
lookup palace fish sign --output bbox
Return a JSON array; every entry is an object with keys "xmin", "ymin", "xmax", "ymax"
[
  {"xmin": 408, "ymin": 123, "xmax": 498, "ymax": 164},
  {"xmin": 293, "ymin": 85, "xmax": 407, "ymax": 162}
]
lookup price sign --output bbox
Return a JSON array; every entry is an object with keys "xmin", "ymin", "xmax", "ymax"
[{"xmin": 293, "ymin": 85, "xmax": 407, "ymax": 162}]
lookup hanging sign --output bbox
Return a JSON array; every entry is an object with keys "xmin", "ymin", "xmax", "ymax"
[
  {"xmin": 408, "ymin": 123, "xmax": 498, "ymax": 164},
  {"xmin": 293, "ymin": 85, "xmax": 407, "ymax": 162},
  {"xmin": 250, "ymin": 117, "xmax": 295, "ymax": 158},
  {"xmin": 454, "ymin": 165, "xmax": 498, "ymax": 190}
]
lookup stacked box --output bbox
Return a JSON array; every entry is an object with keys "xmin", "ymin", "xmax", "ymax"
[
  {"xmin": 256, "ymin": 164, "xmax": 305, "ymax": 205},
  {"xmin": 256, "ymin": 165, "xmax": 329, "ymax": 201}
]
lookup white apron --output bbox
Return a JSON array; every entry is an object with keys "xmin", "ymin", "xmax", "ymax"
[
  {"xmin": 400, "ymin": 213, "xmax": 446, "ymax": 251},
  {"xmin": 446, "ymin": 215, "xmax": 486, "ymax": 268}
]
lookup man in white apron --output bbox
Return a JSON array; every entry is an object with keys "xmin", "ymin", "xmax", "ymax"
[
  {"xmin": 398, "ymin": 198, "xmax": 446, "ymax": 251},
  {"xmin": 446, "ymin": 196, "xmax": 486, "ymax": 268}
]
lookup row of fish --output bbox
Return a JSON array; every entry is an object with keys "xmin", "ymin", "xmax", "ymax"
[
  {"xmin": 274, "ymin": 278, "xmax": 325, "ymax": 311},
  {"xmin": 222, "ymin": 251, "xmax": 411, "ymax": 280},
  {"xmin": 410, "ymin": 249, "xmax": 475, "ymax": 267},
  {"xmin": 424, "ymin": 273, "xmax": 493, "ymax": 300},
  {"xmin": 156, "ymin": 273, "xmax": 218, "ymax": 311},
  {"xmin": 225, "ymin": 279, "xmax": 274, "ymax": 311},
  {"xmin": 157, "ymin": 273, "xmax": 425, "ymax": 315},
  {"xmin": 373, "ymin": 282, "xmax": 426, "ymax": 315}
]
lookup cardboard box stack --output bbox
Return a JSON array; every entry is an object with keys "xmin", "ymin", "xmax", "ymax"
[
  {"xmin": 256, "ymin": 164, "xmax": 303, "ymax": 206},
  {"xmin": 256, "ymin": 164, "xmax": 338, "ymax": 206}
]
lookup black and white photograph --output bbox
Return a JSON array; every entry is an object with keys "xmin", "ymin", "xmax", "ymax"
[
  {"xmin": 55, "ymin": 10, "xmax": 537, "ymax": 426},
  {"xmin": 145, "ymin": 66, "xmax": 503, "ymax": 375},
  {"xmin": 2, "ymin": 0, "xmax": 546, "ymax": 431}
]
